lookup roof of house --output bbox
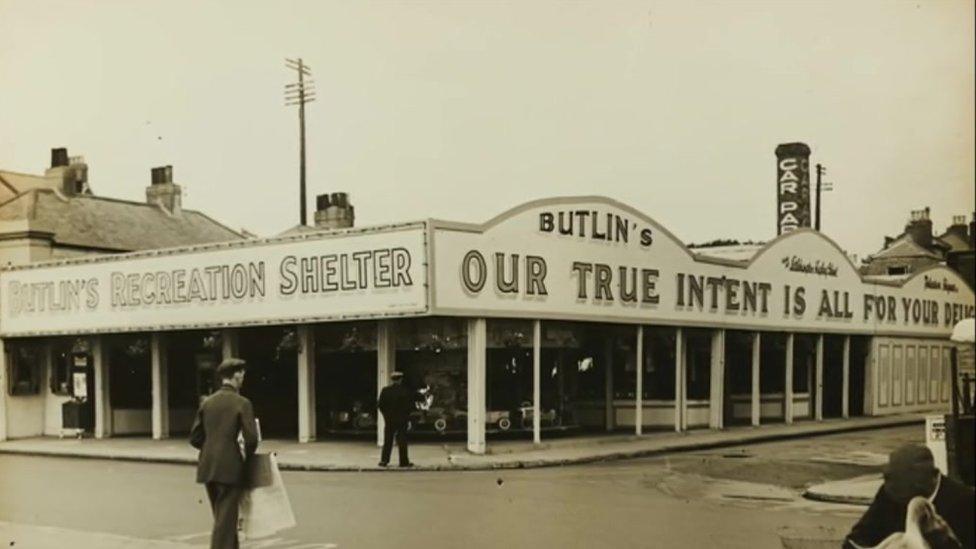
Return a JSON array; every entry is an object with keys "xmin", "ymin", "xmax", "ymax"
[
  {"xmin": 937, "ymin": 230, "xmax": 971, "ymax": 253},
  {"xmin": 867, "ymin": 234, "xmax": 942, "ymax": 261},
  {"xmin": 690, "ymin": 243, "xmax": 765, "ymax": 262},
  {"xmin": 0, "ymin": 188, "xmax": 243, "ymax": 251}
]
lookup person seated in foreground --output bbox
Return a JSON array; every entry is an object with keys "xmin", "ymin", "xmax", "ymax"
[{"xmin": 844, "ymin": 444, "xmax": 973, "ymax": 549}]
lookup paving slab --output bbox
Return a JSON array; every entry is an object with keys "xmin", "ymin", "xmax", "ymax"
[
  {"xmin": 803, "ymin": 474, "xmax": 882, "ymax": 506},
  {"xmin": 0, "ymin": 413, "xmax": 923, "ymax": 473}
]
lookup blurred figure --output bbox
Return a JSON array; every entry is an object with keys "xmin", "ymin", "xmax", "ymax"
[
  {"xmin": 844, "ymin": 444, "xmax": 973, "ymax": 549},
  {"xmin": 190, "ymin": 358, "xmax": 259, "ymax": 549},
  {"xmin": 377, "ymin": 371, "xmax": 422, "ymax": 467}
]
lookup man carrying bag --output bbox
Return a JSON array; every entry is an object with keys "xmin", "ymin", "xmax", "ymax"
[{"xmin": 190, "ymin": 358, "xmax": 259, "ymax": 549}]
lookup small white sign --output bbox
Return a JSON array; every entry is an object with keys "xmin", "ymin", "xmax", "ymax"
[{"xmin": 925, "ymin": 414, "xmax": 948, "ymax": 475}]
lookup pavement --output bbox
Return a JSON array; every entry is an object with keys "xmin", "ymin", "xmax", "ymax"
[
  {"xmin": 0, "ymin": 521, "xmax": 194, "ymax": 549},
  {"xmin": 0, "ymin": 413, "xmax": 920, "ymax": 479},
  {"xmin": 803, "ymin": 474, "xmax": 882, "ymax": 505}
]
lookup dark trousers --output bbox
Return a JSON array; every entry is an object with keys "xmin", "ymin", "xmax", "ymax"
[
  {"xmin": 380, "ymin": 420, "xmax": 409, "ymax": 465},
  {"xmin": 205, "ymin": 482, "xmax": 242, "ymax": 549}
]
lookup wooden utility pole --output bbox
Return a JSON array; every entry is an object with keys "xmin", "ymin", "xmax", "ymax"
[
  {"xmin": 814, "ymin": 163, "xmax": 832, "ymax": 232},
  {"xmin": 285, "ymin": 58, "xmax": 315, "ymax": 225}
]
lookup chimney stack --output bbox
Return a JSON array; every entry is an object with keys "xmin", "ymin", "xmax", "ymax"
[
  {"xmin": 51, "ymin": 148, "xmax": 69, "ymax": 168},
  {"xmin": 44, "ymin": 148, "xmax": 90, "ymax": 196},
  {"xmin": 945, "ymin": 214, "xmax": 969, "ymax": 242},
  {"xmin": 905, "ymin": 207, "xmax": 933, "ymax": 249},
  {"xmin": 146, "ymin": 165, "xmax": 182, "ymax": 215},
  {"xmin": 314, "ymin": 192, "xmax": 355, "ymax": 229},
  {"xmin": 775, "ymin": 142, "xmax": 812, "ymax": 235}
]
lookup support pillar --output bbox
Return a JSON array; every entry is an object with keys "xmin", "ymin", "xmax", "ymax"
[
  {"xmin": 532, "ymin": 320, "xmax": 541, "ymax": 445},
  {"xmin": 604, "ymin": 337, "xmax": 614, "ymax": 432},
  {"xmin": 842, "ymin": 336, "xmax": 851, "ymax": 419},
  {"xmin": 151, "ymin": 333, "xmax": 170, "ymax": 440},
  {"xmin": 751, "ymin": 332, "xmax": 761, "ymax": 427},
  {"xmin": 635, "ymin": 326, "xmax": 644, "ymax": 436},
  {"xmin": 675, "ymin": 328, "xmax": 685, "ymax": 432},
  {"xmin": 93, "ymin": 336, "xmax": 112, "ymax": 439},
  {"xmin": 297, "ymin": 325, "xmax": 316, "ymax": 443},
  {"xmin": 221, "ymin": 329, "xmax": 240, "ymax": 359},
  {"xmin": 815, "ymin": 335, "xmax": 824, "ymax": 421},
  {"xmin": 785, "ymin": 334, "xmax": 794, "ymax": 425},
  {"xmin": 709, "ymin": 329, "xmax": 725, "ymax": 430},
  {"xmin": 0, "ymin": 338, "xmax": 7, "ymax": 442},
  {"xmin": 467, "ymin": 318, "xmax": 487, "ymax": 454},
  {"xmin": 376, "ymin": 320, "xmax": 396, "ymax": 447}
]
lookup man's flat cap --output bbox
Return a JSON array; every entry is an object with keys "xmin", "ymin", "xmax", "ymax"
[
  {"xmin": 884, "ymin": 444, "xmax": 937, "ymax": 481},
  {"xmin": 390, "ymin": 371, "xmax": 404, "ymax": 379},
  {"xmin": 216, "ymin": 358, "xmax": 247, "ymax": 377}
]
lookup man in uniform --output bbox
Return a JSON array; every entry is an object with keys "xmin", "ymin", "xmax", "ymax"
[
  {"xmin": 377, "ymin": 371, "xmax": 421, "ymax": 467},
  {"xmin": 844, "ymin": 444, "xmax": 974, "ymax": 548},
  {"xmin": 190, "ymin": 358, "xmax": 259, "ymax": 549}
]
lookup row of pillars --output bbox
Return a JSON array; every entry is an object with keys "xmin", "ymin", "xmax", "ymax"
[
  {"xmin": 465, "ymin": 323, "xmax": 853, "ymax": 453},
  {"xmin": 0, "ymin": 322, "xmax": 853, "ymax": 450}
]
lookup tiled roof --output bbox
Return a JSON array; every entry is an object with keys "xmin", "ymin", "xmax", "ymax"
[
  {"xmin": 937, "ymin": 231, "xmax": 971, "ymax": 253},
  {"xmin": 869, "ymin": 234, "xmax": 941, "ymax": 261},
  {"xmin": 691, "ymin": 243, "xmax": 765, "ymax": 262},
  {"xmin": 0, "ymin": 188, "xmax": 242, "ymax": 251}
]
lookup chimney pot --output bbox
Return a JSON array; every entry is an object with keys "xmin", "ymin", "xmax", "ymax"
[
  {"xmin": 51, "ymin": 148, "xmax": 69, "ymax": 168},
  {"xmin": 316, "ymin": 193, "xmax": 331, "ymax": 211}
]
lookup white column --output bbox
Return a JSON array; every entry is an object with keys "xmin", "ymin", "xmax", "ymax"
[
  {"xmin": 709, "ymin": 329, "xmax": 725, "ymax": 430},
  {"xmin": 675, "ymin": 328, "xmax": 685, "ymax": 432},
  {"xmin": 93, "ymin": 337, "xmax": 112, "ymax": 439},
  {"xmin": 467, "ymin": 318, "xmax": 487, "ymax": 455},
  {"xmin": 532, "ymin": 319, "xmax": 541, "ymax": 445},
  {"xmin": 815, "ymin": 335, "xmax": 824, "ymax": 421},
  {"xmin": 604, "ymin": 337, "xmax": 614, "ymax": 432},
  {"xmin": 785, "ymin": 334, "xmax": 794, "ymax": 425},
  {"xmin": 150, "ymin": 333, "xmax": 170, "ymax": 440},
  {"xmin": 297, "ymin": 325, "xmax": 316, "ymax": 443},
  {"xmin": 635, "ymin": 325, "xmax": 644, "ymax": 436},
  {"xmin": 376, "ymin": 320, "xmax": 396, "ymax": 447},
  {"xmin": 842, "ymin": 336, "xmax": 851, "ymax": 419},
  {"xmin": 221, "ymin": 329, "xmax": 239, "ymax": 359},
  {"xmin": 0, "ymin": 338, "xmax": 8, "ymax": 442},
  {"xmin": 751, "ymin": 332, "xmax": 761, "ymax": 427}
]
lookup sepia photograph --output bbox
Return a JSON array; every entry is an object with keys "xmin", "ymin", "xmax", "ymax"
[{"xmin": 0, "ymin": 1, "xmax": 973, "ymax": 548}]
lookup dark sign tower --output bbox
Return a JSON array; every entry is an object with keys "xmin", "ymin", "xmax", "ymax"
[{"xmin": 775, "ymin": 142, "xmax": 812, "ymax": 235}]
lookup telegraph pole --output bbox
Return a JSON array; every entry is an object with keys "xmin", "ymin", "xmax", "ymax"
[
  {"xmin": 814, "ymin": 163, "xmax": 832, "ymax": 232},
  {"xmin": 285, "ymin": 58, "xmax": 315, "ymax": 225}
]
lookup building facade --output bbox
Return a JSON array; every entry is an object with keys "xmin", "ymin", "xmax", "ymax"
[
  {"xmin": 1, "ymin": 196, "xmax": 973, "ymax": 452},
  {"xmin": 861, "ymin": 207, "xmax": 976, "ymax": 290}
]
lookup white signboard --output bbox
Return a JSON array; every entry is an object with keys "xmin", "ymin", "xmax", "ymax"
[
  {"xmin": 431, "ymin": 197, "xmax": 975, "ymax": 337},
  {"xmin": 0, "ymin": 224, "xmax": 428, "ymax": 336}
]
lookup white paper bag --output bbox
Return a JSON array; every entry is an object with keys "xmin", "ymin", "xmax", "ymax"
[{"xmin": 239, "ymin": 453, "xmax": 296, "ymax": 539}]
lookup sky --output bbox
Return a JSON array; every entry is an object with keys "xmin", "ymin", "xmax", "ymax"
[{"xmin": 0, "ymin": 0, "xmax": 973, "ymax": 260}]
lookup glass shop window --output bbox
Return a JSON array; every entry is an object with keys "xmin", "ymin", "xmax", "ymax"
[
  {"xmin": 6, "ymin": 340, "xmax": 43, "ymax": 396},
  {"xmin": 486, "ymin": 319, "xmax": 534, "ymax": 432},
  {"xmin": 793, "ymin": 335, "xmax": 815, "ymax": 393},
  {"xmin": 642, "ymin": 327, "xmax": 677, "ymax": 400},
  {"xmin": 315, "ymin": 321, "xmax": 378, "ymax": 434},
  {"xmin": 395, "ymin": 317, "xmax": 468, "ymax": 434},
  {"xmin": 106, "ymin": 334, "xmax": 152, "ymax": 409},
  {"xmin": 49, "ymin": 339, "xmax": 78, "ymax": 396},
  {"xmin": 684, "ymin": 329, "xmax": 712, "ymax": 400}
]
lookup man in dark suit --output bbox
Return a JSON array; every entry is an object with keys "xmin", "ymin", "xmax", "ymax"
[
  {"xmin": 844, "ymin": 444, "xmax": 974, "ymax": 549},
  {"xmin": 190, "ymin": 358, "xmax": 259, "ymax": 549},
  {"xmin": 377, "ymin": 371, "xmax": 422, "ymax": 468}
]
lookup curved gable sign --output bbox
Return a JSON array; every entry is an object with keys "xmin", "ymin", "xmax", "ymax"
[{"xmin": 431, "ymin": 197, "xmax": 975, "ymax": 337}]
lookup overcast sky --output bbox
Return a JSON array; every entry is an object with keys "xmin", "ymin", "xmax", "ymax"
[{"xmin": 1, "ymin": 0, "xmax": 973, "ymax": 259}]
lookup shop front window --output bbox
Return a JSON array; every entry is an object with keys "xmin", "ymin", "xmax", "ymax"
[
  {"xmin": 315, "ymin": 321, "xmax": 377, "ymax": 434},
  {"xmin": 5, "ymin": 339, "xmax": 43, "ymax": 396},
  {"xmin": 168, "ymin": 331, "xmax": 222, "ymax": 432},
  {"xmin": 684, "ymin": 329, "xmax": 712, "ymax": 400},
  {"xmin": 793, "ymin": 334, "xmax": 815, "ymax": 394},
  {"xmin": 760, "ymin": 332, "xmax": 787, "ymax": 394},
  {"xmin": 642, "ymin": 327, "xmax": 677, "ymax": 400},
  {"xmin": 239, "ymin": 326, "xmax": 299, "ymax": 439},
  {"xmin": 50, "ymin": 338, "xmax": 76, "ymax": 396},
  {"xmin": 486, "ymin": 319, "xmax": 534, "ymax": 433},
  {"xmin": 396, "ymin": 317, "xmax": 467, "ymax": 434},
  {"xmin": 106, "ymin": 334, "xmax": 152, "ymax": 409}
]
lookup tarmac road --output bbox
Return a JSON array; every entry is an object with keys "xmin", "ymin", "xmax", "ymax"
[{"xmin": 0, "ymin": 425, "xmax": 923, "ymax": 549}]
